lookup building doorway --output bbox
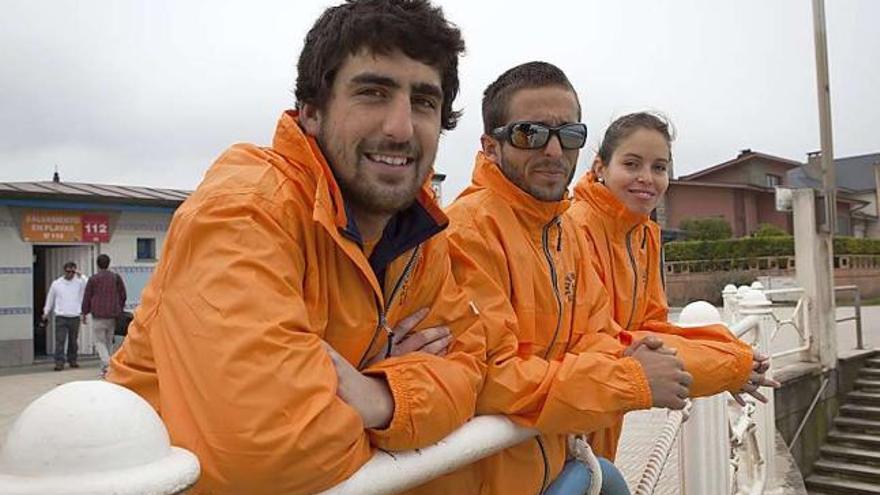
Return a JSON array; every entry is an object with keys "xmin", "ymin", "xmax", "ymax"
[{"xmin": 32, "ymin": 244, "xmax": 96, "ymax": 358}]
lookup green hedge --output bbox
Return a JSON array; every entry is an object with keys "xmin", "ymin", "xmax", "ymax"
[
  {"xmin": 679, "ymin": 217, "xmax": 732, "ymax": 241},
  {"xmin": 665, "ymin": 236, "xmax": 880, "ymax": 261},
  {"xmin": 753, "ymin": 223, "xmax": 788, "ymax": 238},
  {"xmin": 835, "ymin": 237, "xmax": 880, "ymax": 255}
]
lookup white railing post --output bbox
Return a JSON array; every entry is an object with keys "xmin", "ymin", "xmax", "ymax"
[
  {"xmin": 677, "ymin": 301, "xmax": 730, "ymax": 495},
  {"xmin": 682, "ymin": 395, "xmax": 730, "ymax": 495},
  {"xmin": 0, "ymin": 381, "xmax": 200, "ymax": 495},
  {"xmin": 739, "ymin": 289, "xmax": 777, "ymax": 493},
  {"xmin": 734, "ymin": 285, "xmax": 751, "ymax": 323},
  {"xmin": 722, "ymin": 284, "xmax": 738, "ymax": 325}
]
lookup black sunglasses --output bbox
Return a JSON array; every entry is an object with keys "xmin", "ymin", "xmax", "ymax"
[{"xmin": 492, "ymin": 121, "xmax": 588, "ymax": 150}]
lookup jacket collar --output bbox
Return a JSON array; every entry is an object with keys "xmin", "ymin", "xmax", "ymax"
[
  {"xmin": 271, "ymin": 110, "xmax": 447, "ymax": 283},
  {"xmin": 572, "ymin": 171, "xmax": 650, "ymax": 232},
  {"xmin": 463, "ymin": 151, "xmax": 570, "ymax": 229}
]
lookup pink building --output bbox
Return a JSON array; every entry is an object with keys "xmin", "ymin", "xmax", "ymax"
[{"xmin": 657, "ymin": 149, "xmax": 878, "ymax": 238}]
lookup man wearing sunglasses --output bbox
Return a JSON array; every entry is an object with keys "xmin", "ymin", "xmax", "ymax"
[
  {"xmin": 426, "ymin": 61, "xmax": 693, "ymax": 494},
  {"xmin": 42, "ymin": 261, "xmax": 86, "ymax": 371}
]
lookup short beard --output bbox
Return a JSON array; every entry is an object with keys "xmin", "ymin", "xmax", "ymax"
[
  {"xmin": 499, "ymin": 151, "xmax": 572, "ymax": 202},
  {"xmin": 336, "ymin": 169, "xmax": 418, "ymax": 216},
  {"xmin": 317, "ymin": 130, "xmax": 429, "ymax": 217}
]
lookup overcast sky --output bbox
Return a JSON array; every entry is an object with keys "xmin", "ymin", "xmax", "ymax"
[{"xmin": 1, "ymin": 0, "xmax": 878, "ymax": 203}]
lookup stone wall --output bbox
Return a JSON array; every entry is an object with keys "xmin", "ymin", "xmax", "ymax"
[{"xmin": 666, "ymin": 267, "xmax": 880, "ymax": 306}]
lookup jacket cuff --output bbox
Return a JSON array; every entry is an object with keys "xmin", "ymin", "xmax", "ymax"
[
  {"xmin": 364, "ymin": 366, "xmax": 413, "ymax": 449},
  {"xmin": 730, "ymin": 341, "xmax": 755, "ymax": 392},
  {"xmin": 620, "ymin": 356, "xmax": 653, "ymax": 411}
]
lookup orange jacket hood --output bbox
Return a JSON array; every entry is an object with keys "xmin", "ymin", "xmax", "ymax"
[
  {"xmin": 109, "ymin": 111, "xmax": 485, "ymax": 495},
  {"xmin": 572, "ymin": 171, "xmax": 650, "ymax": 233},
  {"xmin": 570, "ymin": 170, "xmax": 661, "ymax": 329},
  {"xmin": 416, "ymin": 151, "xmax": 651, "ymax": 494},
  {"xmin": 458, "ymin": 152, "xmax": 571, "ymax": 229}
]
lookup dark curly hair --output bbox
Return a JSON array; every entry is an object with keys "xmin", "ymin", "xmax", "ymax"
[{"xmin": 295, "ymin": 0, "xmax": 465, "ymax": 130}]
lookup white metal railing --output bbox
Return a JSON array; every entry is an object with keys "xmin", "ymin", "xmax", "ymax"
[
  {"xmin": 833, "ymin": 285, "xmax": 865, "ymax": 350},
  {"xmin": 762, "ymin": 288, "xmax": 811, "ymax": 359},
  {"xmin": 731, "ymin": 315, "xmax": 762, "ymax": 339},
  {"xmin": 3, "ymin": 293, "xmax": 783, "ymax": 495},
  {"xmin": 319, "ymin": 416, "xmax": 537, "ymax": 495},
  {"xmin": 702, "ymin": 284, "xmax": 779, "ymax": 495},
  {"xmin": 725, "ymin": 284, "xmax": 811, "ymax": 361}
]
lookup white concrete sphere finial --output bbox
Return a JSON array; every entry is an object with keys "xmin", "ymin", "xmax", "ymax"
[
  {"xmin": 0, "ymin": 380, "xmax": 199, "ymax": 495},
  {"xmin": 722, "ymin": 284, "xmax": 738, "ymax": 296},
  {"xmin": 750, "ymin": 281, "xmax": 765, "ymax": 290},
  {"xmin": 677, "ymin": 300, "xmax": 723, "ymax": 328},
  {"xmin": 739, "ymin": 288, "xmax": 772, "ymax": 312}
]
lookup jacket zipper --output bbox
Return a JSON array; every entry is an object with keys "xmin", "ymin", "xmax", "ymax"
[
  {"xmin": 536, "ymin": 436, "xmax": 550, "ymax": 494},
  {"xmin": 357, "ymin": 246, "xmax": 422, "ymax": 369},
  {"xmin": 541, "ymin": 217, "xmax": 564, "ymax": 359},
  {"xmin": 623, "ymin": 225, "xmax": 640, "ymax": 330},
  {"xmin": 538, "ymin": 219, "xmax": 563, "ymax": 493},
  {"xmin": 659, "ymin": 231, "xmax": 667, "ymax": 290}
]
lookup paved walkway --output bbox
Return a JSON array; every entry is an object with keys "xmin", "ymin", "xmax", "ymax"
[{"xmin": 0, "ymin": 360, "xmax": 101, "ymax": 443}]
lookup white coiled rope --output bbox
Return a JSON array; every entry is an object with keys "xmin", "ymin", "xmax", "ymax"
[{"xmin": 633, "ymin": 400, "xmax": 693, "ymax": 495}]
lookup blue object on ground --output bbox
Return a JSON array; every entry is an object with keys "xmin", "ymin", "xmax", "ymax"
[{"xmin": 545, "ymin": 457, "xmax": 631, "ymax": 495}]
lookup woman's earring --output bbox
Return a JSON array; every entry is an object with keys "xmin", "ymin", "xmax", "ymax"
[{"xmin": 597, "ymin": 176, "xmax": 605, "ymax": 184}]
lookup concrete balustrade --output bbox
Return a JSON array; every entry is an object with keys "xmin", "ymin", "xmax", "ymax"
[
  {"xmin": 677, "ymin": 300, "xmax": 732, "ymax": 495},
  {"xmin": 738, "ymin": 287, "xmax": 779, "ymax": 495},
  {"xmin": 722, "ymin": 283, "xmax": 739, "ymax": 324},
  {"xmin": 0, "ymin": 380, "xmax": 199, "ymax": 495}
]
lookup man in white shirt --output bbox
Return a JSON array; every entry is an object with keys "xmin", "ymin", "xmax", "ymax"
[{"xmin": 42, "ymin": 261, "xmax": 87, "ymax": 371}]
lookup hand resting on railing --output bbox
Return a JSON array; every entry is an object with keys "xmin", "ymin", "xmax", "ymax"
[
  {"xmin": 625, "ymin": 335, "xmax": 693, "ymax": 410},
  {"xmin": 731, "ymin": 350, "xmax": 780, "ymax": 407}
]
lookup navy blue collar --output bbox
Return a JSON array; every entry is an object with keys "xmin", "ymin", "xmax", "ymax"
[{"xmin": 339, "ymin": 201, "xmax": 444, "ymax": 285}]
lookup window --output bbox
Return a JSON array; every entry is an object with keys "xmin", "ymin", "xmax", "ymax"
[
  {"xmin": 836, "ymin": 212, "xmax": 852, "ymax": 236},
  {"xmin": 136, "ymin": 238, "xmax": 156, "ymax": 260},
  {"xmin": 766, "ymin": 174, "xmax": 782, "ymax": 187}
]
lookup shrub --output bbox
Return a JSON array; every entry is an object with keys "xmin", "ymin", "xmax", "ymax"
[
  {"xmin": 753, "ymin": 223, "xmax": 790, "ymax": 238},
  {"xmin": 834, "ymin": 237, "xmax": 880, "ymax": 255},
  {"xmin": 665, "ymin": 236, "xmax": 880, "ymax": 262},
  {"xmin": 680, "ymin": 217, "xmax": 732, "ymax": 241}
]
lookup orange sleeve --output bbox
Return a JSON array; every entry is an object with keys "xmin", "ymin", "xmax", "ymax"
[
  {"xmin": 632, "ymin": 230, "xmax": 753, "ymax": 397},
  {"xmin": 446, "ymin": 217, "xmax": 651, "ymax": 436},
  {"xmin": 364, "ymin": 236, "xmax": 486, "ymax": 450},
  {"xmin": 112, "ymin": 195, "xmax": 374, "ymax": 494},
  {"xmin": 632, "ymin": 322, "xmax": 752, "ymax": 397}
]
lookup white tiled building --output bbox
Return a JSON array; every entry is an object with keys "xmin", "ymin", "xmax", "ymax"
[{"xmin": 0, "ymin": 179, "xmax": 188, "ymax": 367}]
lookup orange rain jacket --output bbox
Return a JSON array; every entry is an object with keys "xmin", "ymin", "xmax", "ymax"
[
  {"xmin": 566, "ymin": 172, "xmax": 753, "ymax": 459},
  {"xmin": 422, "ymin": 153, "xmax": 652, "ymax": 495},
  {"xmin": 108, "ymin": 111, "xmax": 486, "ymax": 495}
]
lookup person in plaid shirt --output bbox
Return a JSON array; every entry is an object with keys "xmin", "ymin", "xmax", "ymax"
[{"xmin": 82, "ymin": 254, "xmax": 127, "ymax": 375}]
